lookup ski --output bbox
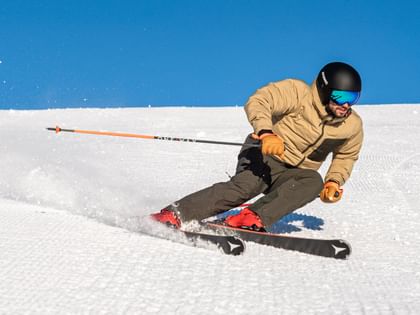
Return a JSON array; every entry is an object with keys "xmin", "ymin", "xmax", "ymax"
[
  {"xmin": 129, "ymin": 215, "xmax": 245, "ymax": 256},
  {"xmin": 180, "ymin": 230, "xmax": 245, "ymax": 256},
  {"xmin": 203, "ymin": 222, "xmax": 351, "ymax": 259}
]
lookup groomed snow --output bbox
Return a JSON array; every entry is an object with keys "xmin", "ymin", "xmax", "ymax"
[{"xmin": 1, "ymin": 105, "xmax": 419, "ymax": 314}]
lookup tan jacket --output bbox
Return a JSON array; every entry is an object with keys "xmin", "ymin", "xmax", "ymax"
[{"xmin": 245, "ymin": 79, "xmax": 363, "ymax": 185}]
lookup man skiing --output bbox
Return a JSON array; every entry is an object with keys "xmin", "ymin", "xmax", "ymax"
[{"xmin": 151, "ymin": 61, "xmax": 363, "ymax": 232}]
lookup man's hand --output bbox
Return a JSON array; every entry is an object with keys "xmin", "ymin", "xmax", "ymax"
[
  {"xmin": 254, "ymin": 132, "xmax": 285, "ymax": 156},
  {"xmin": 320, "ymin": 181, "xmax": 343, "ymax": 203}
]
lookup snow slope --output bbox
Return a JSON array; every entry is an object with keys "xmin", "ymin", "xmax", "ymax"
[{"xmin": 1, "ymin": 105, "xmax": 420, "ymax": 314}]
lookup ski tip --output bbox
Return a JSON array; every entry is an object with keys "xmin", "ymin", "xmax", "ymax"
[
  {"xmin": 222, "ymin": 236, "xmax": 246, "ymax": 256},
  {"xmin": 331, "ymin": 239, "xmax": 352, "ymax": 259}
]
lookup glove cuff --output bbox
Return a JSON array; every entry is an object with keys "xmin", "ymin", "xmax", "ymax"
[
  {"xmin": 326, "ymin": 179, "xmax": 340, "ymax": 186},
  {"xmin": 257, "ymin": 129, "xmax": 274, "ymax": 137},
  {"xmin": 324, "ymin": 181, "xmax": 340, "ymax": 189}
]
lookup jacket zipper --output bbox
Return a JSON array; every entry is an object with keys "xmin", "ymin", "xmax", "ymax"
[{"xmin": 296, "ymin": 122, "xmax": 326, "ymax": 167}]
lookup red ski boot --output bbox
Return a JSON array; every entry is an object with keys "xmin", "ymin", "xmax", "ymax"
[
  {"xmin": 150, "ymin": 208, "xmax": 181, "ymax": 229},
  {"xmin": 224, "ymin": 208, "xmax": 265, "ymax": 231}
]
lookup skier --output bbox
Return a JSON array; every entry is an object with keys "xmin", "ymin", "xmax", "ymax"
[{"xmin": 151, "ymin": 61, "xmax": 363, "ymax": 231}]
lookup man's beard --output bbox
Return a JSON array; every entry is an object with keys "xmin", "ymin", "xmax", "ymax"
[{"xmin": 326, "ymin": 105, "xmax": 352, "ymax": 118}]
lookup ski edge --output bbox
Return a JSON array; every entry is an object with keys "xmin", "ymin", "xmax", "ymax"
[{"xmin": 203, "ymin": 222, "xmax": 351, "ymax": 259}]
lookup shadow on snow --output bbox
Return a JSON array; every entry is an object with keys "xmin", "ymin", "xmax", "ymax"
[{"xmin": 215, "ymin": 209, "xmax": 324, "ymax": 234}]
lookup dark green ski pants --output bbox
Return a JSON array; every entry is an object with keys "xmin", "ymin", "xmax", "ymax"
[{"xmin": 170, "ymin": 134, "xmax": 324, "ymax": 227}]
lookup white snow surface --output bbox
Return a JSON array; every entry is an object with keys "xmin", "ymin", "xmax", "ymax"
[{"xmin": 1, "ymin": 105, "xmax": 420, "ymax": 314}]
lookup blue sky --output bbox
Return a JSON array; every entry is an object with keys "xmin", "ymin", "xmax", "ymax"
[{"xmin": 1, "ymin": 0, "xmax": 419, "ymax": 109}]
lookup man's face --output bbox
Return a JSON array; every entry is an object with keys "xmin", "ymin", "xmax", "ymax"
[{"xmin": 327, "ymin": 100, "xmax": 351, "ymax": 118}]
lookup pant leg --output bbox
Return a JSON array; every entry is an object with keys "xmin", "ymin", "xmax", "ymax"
[
  {"xmin": 170, "ymin": 134, "xmax": 270, "ymax": 222},
  {"xmin": 174, "ymin": 169, "xmax": 269, "ymax": 221},
  {"xmin": 249, "ymin": 157, "xmax": 323, "ymax": 226}
]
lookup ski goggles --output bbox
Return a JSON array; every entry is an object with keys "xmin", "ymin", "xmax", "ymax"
[{"xmin": 330, "ymin": 89, "xmax": 360, "ymax": 106}]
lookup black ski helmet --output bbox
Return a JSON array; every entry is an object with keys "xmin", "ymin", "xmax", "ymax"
[{"xmin": 316, "ymin": 62, "xmax": 362, "ymax": 105}]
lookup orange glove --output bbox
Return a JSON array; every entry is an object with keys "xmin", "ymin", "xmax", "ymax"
[
  {"xmin": 320, "ymin": 181, "xmax": 343, "ymax": 203},
  {"xmin": 253, "ymin": 132, "xmax": 285, "ymax": 156}
]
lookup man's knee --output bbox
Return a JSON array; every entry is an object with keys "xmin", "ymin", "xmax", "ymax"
[
  {"xmin": 299, "ymin": 169, "xmax": 324, "ymax": 196},
  {"xmin": 228, "ymin": 171, "xmax": 266, "ymax": 200}
]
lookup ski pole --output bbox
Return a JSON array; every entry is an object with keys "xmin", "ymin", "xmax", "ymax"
[{"xmin": 46, "ymin": 126, "xmax": 261, "ymax": 148}]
